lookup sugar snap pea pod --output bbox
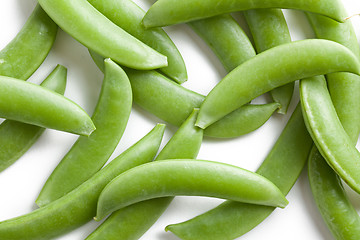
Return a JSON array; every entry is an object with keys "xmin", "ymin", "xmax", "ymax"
[
  {"xmin": 196, "ymin": 39, "xmax": 360, "ymax": 129},
  {"xmin": 0, "ymin": 65, "xmax": 66, "ymax": 172},
  {"xmin": 166, "ymin": 103, "xmax": 313, "ymax": 240},
  {"xmin": 244, "ymin": 9, "xmax": 293, "ymax": 114},
  {"xmin": 0, "ymin": 76, "xmax": 95, "ymax": 136},
  {"xmin": 37, "ymin": 0, "xmax": 167, "ymax": 70},
  {"xmin": 95, "ymin": 159, "xmax": 289, "ymax": 221},
  {"xmin": 142, "ymin": 0, "xmax": 347, "ymax": 28},
  {"xmin": 188, "ymin": 14, "xmax": 255, "ymax": 72},
  {"xmin": 300, "ymin": 75, "xmax": 360, "ymax": 194},
  {"xmin": 0, "ymin": 124, "xmax": 165, "ymax": 240},
  {"xmin": 88, "ymin": 0, "xmax": 186, "ymax": 83},
  {"xmin": 0, "ymin": 4, "xmax": 57, "ymax": 79},
  {"xmin": 86, "ymin": 109, "xmax": 203, "ymax": 240},
  {"xmin": 90, "ymin": 51, "xmax": 279, "ymax": 138},
  {"xmin": 36, "ymin": 59, "xmax": 132, "ymax": 207}
]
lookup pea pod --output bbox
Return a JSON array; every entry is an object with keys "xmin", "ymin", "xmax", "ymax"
[
  {"xmin": 196, "ymin": 39, "xmax": 360, "ymax": 129},
  {"xmin": 0, "ymin": 65, "xmax": 66, "ymax": 172},
  {"xmin": 0, "ymin": 124, "xmax": 165, "ymax": 240},
  {"xmin": 37, "ymin": 0, "xmax": 167, "ymax": 70},
  {"xmin": 166, "ymin": 104, "xmax": 313, "ymax": 239},
  {"xmin": 88, "ymin": 0, "xmax": 186, "ymax": 83},
  {"xmin": 244, "ymin": 9, "xmax": 293, "ymax": 114},
  {"xmin": 0, "ymin": 4, "xmax": 57, "ymax": 79},
  {"xmin": 36, "ymin": 59, "xmax": 132, "ymax": 206},
  {"xmin": 86, "ymin": 109, "xmax": 203, "ymax": 240},
  {"xmin": 95, "ymin": 159, "xmax": 289, "ymax": 221},
  {"xmin": 142, "ymin": 0, "xmax": 347, "ymax": 28},
  {"xmin": 90, "ymin": 51, "xmax": 279, "ymax": 138}
]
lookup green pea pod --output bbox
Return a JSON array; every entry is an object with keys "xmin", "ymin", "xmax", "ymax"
[
  {"xmin": 142, "ymin": 0, "xmax": 347, "ymax": 28},
  {"xmin": 0, "ymin": 124, "xmax": 165, "ymax": 240},
  {"xmin": 86, "ymin": 109, "xmax": 203, "ymax": 240},
  {"xmin": 244, "ymin": 9, "xmax": 293, "ymax": 114},
  {"xmin": 166, "ymin": 104, "xmax": 313, "ymax": 240},
  {"xmin": 37, "ymin": 0, "xmax": 167, "ymax": 70},
  {"xmin": 0, "ymin": 65, "xmax": 66, "ymax": 172},
  {"xmin": 196, "ymin": 39, "xmax": 360, "ymax": 129},
  {"xmin": 306, "ymin": 10, "xmax": 360, "ymax": 239},
  {"xmin": 95, "ymin": 159, "xmax": 289, "ymax": 221},
  {"xmin": 0, "ymin": 4, "xmax": 57, "ymax": 80},
  {"xmin": 36, "ymin": 59, "xmax": 132, "ymax": 207},
  {"xmin": 90, "ymin": 51, "xmax": 279, "ymax": 138},
  {"xmin": 189, "ymin": 14, "xmax": 256, "ymax": 72},
  {"xmin": 88, "ymin": 0, "xmax": 186, "ymax": 83}
]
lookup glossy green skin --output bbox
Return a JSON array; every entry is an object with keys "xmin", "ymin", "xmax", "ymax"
[
  {"xmin": 0, "ymin": 76, "xmax": 95, "ymax": 136},
  {"xmin": 0, "ymin": 124, "xmax": 165, "ymax": 240},
  {"xmin": 300, "ymin": 76, "xmax": 360, "ymax": 194},
  {"xmin": 90, "ymin": 51, "xmax": 279, "ymax": 138},
  {"xmin": 142, "ymin": 0, "xmax": 346, "ymax": 28},
  {"xmin": 306, "ymin": 12, "xmax": 360, "ymax": 240},
  {"xmin": 36, "ymin": 59, "xmax": 132, "ymax": 206},
  {"xmin": 196, "ymin": 39, "xmax": 360, "ymax": 129},
  {"xmin": 37, "ymin": 0, "xmax": 167, "ymax": 70},
  {"xmin": 0, "ymin": 4, "xmax": 57, "ymax": 80},
  {"xmin": 244, "ymin": 9, "xmax": 293, "ymax": 114},
  {"xmin": 189, "ymin": 14, "xmax": 256, "ymax": 72},
  {"xmin": 95, "ymin": 159, "xmax": 288, "ymax": 220},
  {"xmin": 166, "ymin": 104, "xmax": 313, "ymax": 240},
  {"xmin": 86, "ymin": 109, "xmax": 203, "ymax": 240},
  {"xmin": 88, "ymin": 0, "xmax": 186, "ymax": 83},
  {"xmin": 0, "ymin": 65, "xmax": 66, "ymax": 172}
]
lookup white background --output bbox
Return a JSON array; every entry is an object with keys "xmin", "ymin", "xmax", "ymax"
[{"xmin": 0, "ymin": 0, "xmax": 360, "ymax": 239}]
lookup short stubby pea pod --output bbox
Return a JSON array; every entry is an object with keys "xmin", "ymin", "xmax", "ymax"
[
  {"xmin": 95, "ymin": 160, "xmax": 288, "ymax": 220},
  {"xmin": 38, "ymin": 0, "xmax": 167, "ymax": 70},
  {"xmin": 0, "ymin": 76, "xmax": 95, "ymax": 136},
  {"xmin": 196, "ymin": 39, "xmax": 360, "ymax": 129},
  {"xmin": 142, "ymin": 0, "xmax": 347, "ymax": 28}
]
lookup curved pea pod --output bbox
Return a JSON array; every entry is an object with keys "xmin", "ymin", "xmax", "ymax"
[
  {"xmin": 37, "ymin": 0, "xmax": 167, "ymax": 70},
  {"xmin": 0, "ymin": 4, "xmax": 57, "ymax": 79},
  {"xmin": 0, "ymin": 124, "xmax": 165, "ymax": 240},
  {"xmin": 90, "ymin": 51, "xmax": 278, "ymax": 138},
  {"xmin": 86, "ymin": 109, "xmax": 203, "ymax": 240},
  {"xmin": 142, "ymin": 0, "xmax": 347, "ymax": 28},
  {"xmin": 196, "ymin": 39, "xmax": 360, "ymax": 129},
  {"xmin": 36, "ymin": 59, "xmax": 132, "ymax": 206},
  {"xmin": 0, "ymin": 65, "xmax": 67, "ymax": 172},
  {"xmin": 189, "ymin": 14, "xmax": 256, "ymax": 72},
  {"xmin": 300, "ymin": 76, "xmax": 360, "ymax": 193},
  {"xmin": 95, "ymin": 159, "xmax": 288, "ymax": 221},
  {"xmin": 88, "ymin": 0, "xmax": 186, "ymax": 83},
  {"xmin": 166, "ymin": 104, "xmax": 313, "ymax": 240},
  {"xmin": 244, "ymin": 9, "xmax": 293, "ymax": 114}
]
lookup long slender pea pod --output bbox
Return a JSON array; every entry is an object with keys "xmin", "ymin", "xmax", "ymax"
[
  {"xmin": 88, "ymin": 0, "xmax": 186, "ymax": 83},
  {"xmin": 142, "ymin": 0, "xmax": 347, "ymax": 28},
  {"xmin": 37, "ymin": 0, "xmax": 167, "ymax": 70},
  {"xmin": 95, "ymin": 159, "xmax": 288, "ymax": 221},
  {"xmin": 196, "ymin": 39, "xmax": 360, "ymax": 129},
  {"xmin": 0, "ymin": 76, "xmax": 95, "ymax": 136},
  {"xmin": 188, "ymin": 14, "xmax": 256, "ymax": 72},
  {"xmin": 90, "ymin": 51, "xmax": 279, "ymax": 138},
  {"xmin": 86, "ymin": 109, "xmax": 203, "ymax": 240},
  {"xmin": 305, "ymin": 11, "xmax": 360, "ymax": 239},
  {"xmin": 36, "ymin": 59, "xmax": 132, "ymax": 207},
  {"xmin": 166, "ymin": 104, "xmax": 313, "ymax": 240},
  {"xmin": 300, "ymin": 76, "xmax": 360, "ymax": 194},
  {"xmin": 244, "ymin": 9, "xmax": 293, "ymax": 114},
  {"xmin": 0, "ymin": 124, "xmax": 165, "ymax": 240},
  {"xmin": 0, "ymin": 65, "xmax": 66, "ymax": 172}
]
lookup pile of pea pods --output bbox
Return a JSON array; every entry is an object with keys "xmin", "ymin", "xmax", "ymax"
[{"xmin": 0, "ymin": 0, "xmax": 360, "ymax": 239}]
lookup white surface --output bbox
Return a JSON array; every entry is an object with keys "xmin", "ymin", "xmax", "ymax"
[{"xmin": 0, "ymin": 0, "xmax": 360, "ymax": 239}]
